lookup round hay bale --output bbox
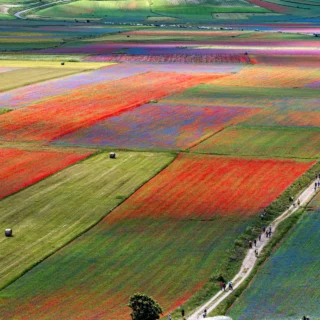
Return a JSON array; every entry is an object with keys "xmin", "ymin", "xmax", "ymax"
[
  {"xmin": 61, "ymin": 62, "xmax": 65, "ymax": 66},
  {"xmin": 110, "ymin": 152, "xmax": 116, "ymax": 159},
  {"xmin": 5, "ymin": 229, "xmax": 12, "ymax": 237}
]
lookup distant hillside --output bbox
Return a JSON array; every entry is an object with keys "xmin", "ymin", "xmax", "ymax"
[{"xmin": 1, "ymin": 0, "xmax": 320, "ymax": 22}]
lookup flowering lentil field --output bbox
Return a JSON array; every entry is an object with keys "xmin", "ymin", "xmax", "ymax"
[
  {"xmin": 0, "ymin": 72, "xmax": 217, "ymax": 142},
  {"xmin": 54, "ymin": 104, "xmax": 258, "ymax": 150},
  {"xmin": 1, "ymin": 24, "xmax": 320, "ymax": 320},
  {"xmin": 228, "ymin": 197, "xmax": 320, "ymax": 319},
  {"xmin": 0, "ymin": 154, "xmax": 313, "ymax": 319}
]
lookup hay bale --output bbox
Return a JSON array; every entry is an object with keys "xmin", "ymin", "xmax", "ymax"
[
  {"xmin": 5, "ymin": 229, "xmax": 12, "ymax": 237},
  {"xmin": 110, "ymin": 152, "xmax": 116, "ymax": 159},
  {"xmin": 61, "ymin": 62, "xmax": 65, "ymax": 66}
]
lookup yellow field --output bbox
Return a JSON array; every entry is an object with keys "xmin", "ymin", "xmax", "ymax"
[
  {"xmin": 211, "ymin": 66, "xmax": 320, "ymax": 88},
  {"xmin": 0, "ymin": 68, "xmax": 85, "ymax": 92},
  {"xmin": 0, "ymin": 60, "xmax": 116, "ymax": 92},
  {"xmin": 0, "ymin": 60, "xmax": 115, "ymax": 69}
]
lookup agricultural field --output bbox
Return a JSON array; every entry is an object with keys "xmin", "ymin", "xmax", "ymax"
[
  {"xmin": 210, "ymin": 65, "xmax": 320, "ymax": 88},
  {"xmin": 0, "ymin": 15, "xmax": 320, "ymax": 320},
  {"xmin": 53, "ymin": 104, "xmax": 258, "ymax": 150},
  {"xmin": 0, "ymin": 72, "xmax": 215, "ymax": 142},
  {"xmin": 0, "ymin": 146, "xmax": 92, "ymax": 199},
  {"xmin": 242, "ymin": 105, "xmax": 320, "ymax": 128},
  {"xmin": 0, "ymin": 151, "xmax": 173, "ymax": 290},
  {"xmin": 192, "ymin": 126, "xmax": 320, "ymax": 159},
  {"xmin": 0, "ymin": 60, "xmax": 113, "ymax": 92},
  {"xmin": 0, "ymin": 154, "xmax": 314, "ymax": 319},
  {"xmin": 228, "ymin": 197, "xmax": 320, "ymax": 319}
]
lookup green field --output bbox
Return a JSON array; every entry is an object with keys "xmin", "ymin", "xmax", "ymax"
[
  {"xmin": 0, "ymin": 151, "xmax": 174, "ymax": 290},
  {"xmin": 153, "ymin": 5, "xmax": 269, "ymax": 18},
  {"xmin": 33, "ymin": 0, "xmax": 271, "ymax": 21},
  {"xmin": 192, "ymin": 126, "xmax": 320, "ymax": 159},
  {"xmin": 0, "ymin": 13, "xmax": 16, "ymax": 20},
  {"xmin": 36, "ymin": 0, "xmax": 152, "ymax": 19}
]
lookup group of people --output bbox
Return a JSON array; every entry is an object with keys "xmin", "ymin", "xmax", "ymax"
[
  {"xmin": 219, "ymin": 281, "xmax": 233, "ymax": 292},
  {"xmin": 314, "ymin": 174, "xmax": 320, "ymax": 191}
]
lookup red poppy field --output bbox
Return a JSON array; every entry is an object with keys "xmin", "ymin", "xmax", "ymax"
[
  {"xmin": 0, "ymin": 154, "xmax": 314, "ymax": 320},
  {"xmin": 0, "ymin": 72, "xmax": 221, "ymax": 143},
  {"xmin": 0, "ymin": 147, "xmax": 92, "ymax": 199}
]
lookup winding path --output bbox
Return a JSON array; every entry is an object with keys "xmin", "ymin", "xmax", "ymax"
[
  {"xmin": 188, "ymin": 179, "xmax": 318, "ymax": 320},
  {"xmin": 14, "ymin": 0, "xmax": 68, "ymax": 19}
]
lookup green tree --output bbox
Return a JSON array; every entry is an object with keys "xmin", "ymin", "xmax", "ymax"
[{"xmin": 128, "ymin": 293, "xmax": 163, "ymax": 320}]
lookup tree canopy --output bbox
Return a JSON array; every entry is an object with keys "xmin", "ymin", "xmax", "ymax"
[{"xmin": 128, "ymin": 293, "xmax": 163, "ymax": 320}]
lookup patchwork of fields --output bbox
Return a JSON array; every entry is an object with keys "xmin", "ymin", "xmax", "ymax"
[
  {"xmin": 0, "ymin": 23, "xmax": 320, "ymax": 320},
  {"xmin": 0, "ymin": 154, "xmax": 314, "ymax": 319}
]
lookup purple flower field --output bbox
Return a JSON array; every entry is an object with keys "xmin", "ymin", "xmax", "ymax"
[
  {"xmin": 304, "ymin": 79, "xmax": 320, "ymax": 88},
  {"xmin": 0, "ymin": 64, "xmax": 148, "ymax": 109},
  {"xmin": 0, "ymin": 63, "xmax": 243, "ymax": 109},
  {"xmin": 53, "ymin": 104, "xmax": 257, "ymax": 150}
]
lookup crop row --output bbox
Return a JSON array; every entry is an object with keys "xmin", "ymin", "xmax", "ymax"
[{"xmin": 84, "ymin": 54, "xmax": 252, "ymax": 64}]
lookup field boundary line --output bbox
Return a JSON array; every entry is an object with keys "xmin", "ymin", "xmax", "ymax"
[{"xmin": 187, "ymin": 178, "xmax": 319, "ymax": 319}]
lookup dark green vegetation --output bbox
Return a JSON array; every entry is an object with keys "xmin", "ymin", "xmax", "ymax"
[{"xmin": 129, "ymin": 293, "xmax": 163, "ymax": 320}]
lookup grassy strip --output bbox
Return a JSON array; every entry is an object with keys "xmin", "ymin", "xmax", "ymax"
[
  {"xmin": 0, "ymin": 109, "xmax": 11, "ymax": 115},
  {"xmin": 210, "ymin": 206, "xmax": 306, "ymax": 316},
  {"xmin": 169, "ymin": 160, "xmax": 320, "ymax": 319},
  {"xmin": 0, "ymin": 54, "xmax": 87, "ymax": 62}
]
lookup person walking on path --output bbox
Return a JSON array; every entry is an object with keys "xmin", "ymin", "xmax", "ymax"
[
  {"xmin": 181, "ymin": 309, "xmax": 185, "ymax": 318},
  {"xmin": 258, "ymin": 233, "xmax": 262, "ymax": 241},
  {"xmin": 249, "ymin": 240, "xmax": 253, "ymax": 248},
  {"xmin": 298, "ymin": 199, "xmax": 301, "ymax": 206},
  {"xmin": 219, "ymin": 282, "xmax": 224, "ymax": 291},
  {"xmin": 222, "ymin": 282, "xmax": 226, "ymax": 291},
  {"xmin": 202, "ymin": 309, "xmax": 207, "ymax": 318},
  {"xmin": 254, "ymin": 239, "xmax": 257, "ymax": 247},
  {"xmin": 255, "ymin": 249, "xmax": 259, "ymax": 257},
  {"xmin": 228, "ymin": 281, "xmax": 233, "ymax": 291}
]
